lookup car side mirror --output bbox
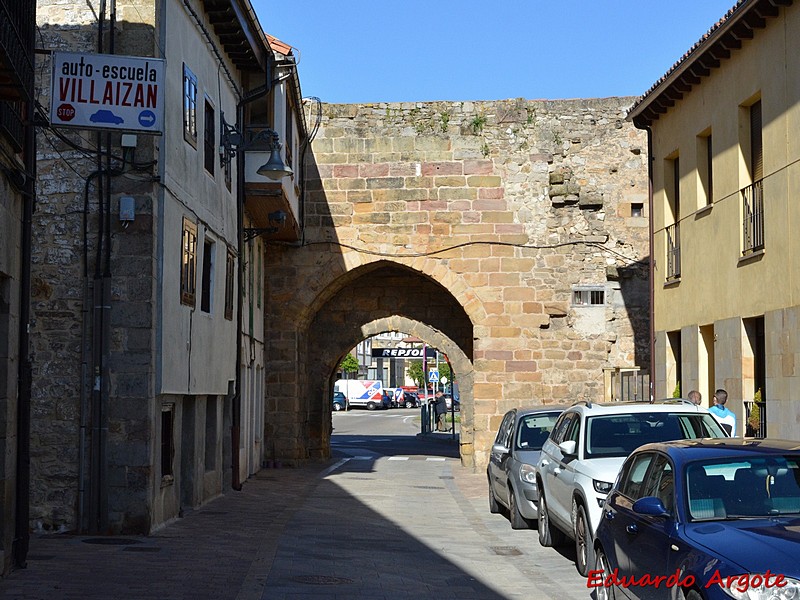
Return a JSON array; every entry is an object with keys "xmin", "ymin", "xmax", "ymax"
[
  {"xmin": 558, "ymin": 440, "xmax": 577, "ymax": 456},
  {"xmin": 632, "ymin": 496, "xmax": 670, "ymax": 517},
  {"xmin": 492, "ymin": 443, "xmax": 510, "ymax": 456}
]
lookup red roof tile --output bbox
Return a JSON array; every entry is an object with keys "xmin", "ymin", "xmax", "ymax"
[{"xmin": 266, "ymin": 34, "xmax": 294, "ymax": 56}]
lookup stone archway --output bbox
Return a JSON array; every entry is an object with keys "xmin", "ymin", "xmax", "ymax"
[{"xmin": 299, "ymin": 261, "xmax": 475, "ymax": 465}]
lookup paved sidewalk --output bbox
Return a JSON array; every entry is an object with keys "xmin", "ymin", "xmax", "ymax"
[{"xmin": 0, "ymin": 447, "xmax": 589, "ymax": 600}]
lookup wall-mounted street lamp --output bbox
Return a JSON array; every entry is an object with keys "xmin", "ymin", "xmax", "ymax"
[
  {"xmin": 220, "ymin": 113, "xmax": 292, "ymax": 241},
  {"xmin": 220, "ymin": 114, "xmax": 293, "ymax": 180},
  {"xmin": 244, "ymin": 210, "xmax": 286, "ymax": 243},
  {"xmin": 255, "ymin": 129, "xmax": 293, "ymax": 180}
]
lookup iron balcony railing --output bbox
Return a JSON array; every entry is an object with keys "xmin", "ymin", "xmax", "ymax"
[
  {"xmin": 0, "ymin": 101, "xmax": 22, "ymax": 151},
  {"xmin": 666, "ymin": 222, "xmax": 681, "ymax": 280},
  {"xmin": 744, "ymin": 399, "xmax": 767, "ymax": 438},
  {"xmin": 0, "ymin": 1, "xmax": 35, "ymax": 100},
  {"xmin": 742, "ymin": 179, "xmax": 764, "ymax": 254},
  {"xmin": 0, "ymin": 1, "xmax": 34, "ymax": 150}
]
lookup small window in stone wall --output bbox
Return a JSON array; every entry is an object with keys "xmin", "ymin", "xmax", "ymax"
[
  {"xmin": 572, "ymin": 286, "xmax": 606, "ymax": 307},
  {"xmin": 631, "ymin": 203, "xmax": 644, "ymax": 218},
  {"xmin": 161, "ymin": 404, "xmax": 175, "ymax": 484}
]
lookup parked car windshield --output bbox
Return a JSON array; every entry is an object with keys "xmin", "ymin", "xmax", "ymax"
[
  {"xmin": 514, "ymin": 412, "xmax": 560, "ymax": 451},
  {"xmin": 585, "ymin": 413, "xmax": 726, "ymax": 458},
  {"xmin": 687, "ymin": 455, "xmax": 800, "ymax": 520}
]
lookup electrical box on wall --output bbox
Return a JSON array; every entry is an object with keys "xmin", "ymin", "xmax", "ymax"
[{"xmin": 119, "ymin": 196, "xmax": 135, "ymax": 222}]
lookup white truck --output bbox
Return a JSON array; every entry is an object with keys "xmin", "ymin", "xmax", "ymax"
[{"xmin": 334, "ymin": 379, "xmax": 386, "ymax": 410}]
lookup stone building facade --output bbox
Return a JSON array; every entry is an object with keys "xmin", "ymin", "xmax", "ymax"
[
  {"xmin": 31, "ymin": 0, "xmax": 304, "ymax": 535},
  {"xmin": 266, "ymin": 97, "xmax": 650, "ymax": 469}
]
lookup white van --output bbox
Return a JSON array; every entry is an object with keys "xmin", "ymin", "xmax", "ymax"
[{"xmin": 334, "ymin": 379, "xmax": 385, "ymax": 410}]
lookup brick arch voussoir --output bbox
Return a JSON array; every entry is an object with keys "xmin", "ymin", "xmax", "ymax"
[{"xmin": 294, "ymin": 251, "xmax": 487, "ymax": 331}]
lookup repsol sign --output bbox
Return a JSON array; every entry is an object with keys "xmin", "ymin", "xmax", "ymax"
[{"xmin": 372, "ymin": 348, "xmax": 436, "ymax": 358}]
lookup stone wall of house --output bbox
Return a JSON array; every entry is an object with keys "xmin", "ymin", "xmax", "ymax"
[
  {"xmin": 265, "ymin": 97, "xmax": 650, "ymax": 468},
  {"xmin": 32, "ymin": 1, "xmax": 158, "ymax": 532}
]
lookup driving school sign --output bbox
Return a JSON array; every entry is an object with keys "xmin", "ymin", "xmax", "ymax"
[{"xmin": 50, "ymin": 52, "xmax": 165, "ymax": 133}]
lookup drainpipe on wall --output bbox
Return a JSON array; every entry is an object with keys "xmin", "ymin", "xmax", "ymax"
[
  {"xmin": 87, "ymin": 0, "xmax": 113, "ymax": 533},
  {"xmin": 232, "ymin": 120, "xmax": 244, "ymax": 491},
  {"xmin": 232, "ymin": 60, "xmax": 274, "ymax": 490},
  {"xmin": 645, "ymin": 125, "xmax": 655, "ymax": 401},
  {"xmin": 14, "ymin": 93, "xmax": 36, "ymax": 569}
]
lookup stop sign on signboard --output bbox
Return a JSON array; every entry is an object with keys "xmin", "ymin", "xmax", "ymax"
[{"xmin": 57, "ymin": 103, "xmax": 75, "ymax": 121}]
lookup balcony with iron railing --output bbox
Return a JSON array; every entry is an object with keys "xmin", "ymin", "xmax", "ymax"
[
  {"xmin": 666, "ymin": 222, "xmax": 681, "ymax": 281},
  {"xmin": 742, "ymin": 179, "xmax": 764, "ymax": 255},
  {"xmin": 0, "ymin": 1, "xmax": 35, "ymax": 101},
  {"xmin": 0, "ymin": 1, "xmax": 34, "ymax": 151}
]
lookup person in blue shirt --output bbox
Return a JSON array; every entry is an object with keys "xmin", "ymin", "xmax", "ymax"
[{"xmin": 708, "ymin": 388, "xmax": 736, "ymax": 435}]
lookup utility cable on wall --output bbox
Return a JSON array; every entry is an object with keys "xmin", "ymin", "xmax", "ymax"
[{"xmin": 269, "ymin": 238, "xmax": 643, "ymax": 264}]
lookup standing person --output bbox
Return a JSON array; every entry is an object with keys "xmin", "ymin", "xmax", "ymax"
[
  {"xmin": 688, "ymin": 390, "xmax": 702, "ymax": 406},
  {"xmin": 434, "ymin": 391, "xmax": 448, "ymax": 431},
  {"xmin": 708, "ymin": 389, "xmax": 736, "ymax": 435}
]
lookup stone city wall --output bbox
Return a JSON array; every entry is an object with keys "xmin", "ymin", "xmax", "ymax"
[{"xmin": 266, "ymin": 97, "xmax": 650, "ymax": 467}]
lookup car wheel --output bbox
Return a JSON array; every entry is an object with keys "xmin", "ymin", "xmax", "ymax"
[
  {"xmin": 537, "ymin": 490, "xmax": 566, "ymax": 547},
  {"xmin": 488, "ymin": 480, "xmax": 501, "ymax": 514},
  {"xmin": 574, "ymin": 500, "xmax": 595, "ymax": 577},
  {"xmin": 366, "ymin": 401, "xmax": 377, "ymax": 410},
  {"xmin": 333, "ymin": 403, "xmax": 343, "ymax": 412},
  {"xmin": 405, "ymin": 400, "xmax": 415, "ymax": 409},
  {"xmin": 595, "ymin": 546, "xmax": 616, "ymax": 600},
  {"xmin": 508, "ymin": 485, "xmax": 533, "ymax": 529}
]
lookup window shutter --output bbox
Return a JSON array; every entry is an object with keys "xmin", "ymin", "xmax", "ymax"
[{"xmin": 750, "ymin": 100, "xmax": 763, "ymax": 181}]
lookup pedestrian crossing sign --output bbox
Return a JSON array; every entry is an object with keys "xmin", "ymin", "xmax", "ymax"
[{"xmin": 428, "ymin": 369, "xmax": 439, "ymax": 382}]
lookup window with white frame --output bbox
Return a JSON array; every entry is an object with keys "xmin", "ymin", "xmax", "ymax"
[
  {"xmin": 183, "ymin": 64, "xmax": 197, "ymax": 146},
  {"xmin": 200, "ymin": 237, "xmax": 215, "ymax": 314},
  {"xmin": 181, "ymin": 217, "xmax": 198, "ymax": 307},
  {"xmin": 203, "ymin": 97, "xmax": 215, "ymax": 175}
]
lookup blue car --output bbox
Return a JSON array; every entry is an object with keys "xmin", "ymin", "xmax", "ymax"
[
  {"xmin": 89, "ymin": 109, "xmax": 124, "ymax": 125},
  {"xmin": 593, "ymin": 439, "xmax": 800, "ymax": 600}
]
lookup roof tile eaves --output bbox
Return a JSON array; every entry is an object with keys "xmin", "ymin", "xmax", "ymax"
[{"xmin": 628, "ymin": 0, "xmax": 748, "ymax": 117}]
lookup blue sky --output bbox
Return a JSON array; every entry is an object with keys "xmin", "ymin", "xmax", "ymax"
[{"xmin": 252, "ymin": 1, "xmax": 738, "ymax": 104}]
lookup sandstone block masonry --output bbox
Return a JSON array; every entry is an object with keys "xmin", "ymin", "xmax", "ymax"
[{"xmin": 265, "ymin": 97, "xmax": 650, "ymax": 469}]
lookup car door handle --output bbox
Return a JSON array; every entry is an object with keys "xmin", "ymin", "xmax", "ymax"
[
  {"xmin": 540, "ymin": 459, "xmax": 549, "ymax": 467},
  {"xmin": 553, "ymin": 467, "xmax": 562, "ymax": 475},
  {"xmin": 626, "ymin": 524, "xmax": 638, "ymax": 535}
]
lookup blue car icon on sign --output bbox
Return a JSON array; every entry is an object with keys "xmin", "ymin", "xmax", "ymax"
[
  {"xmin": 138, "ymin": 110, "xmax": 156, "ymax": 128},
  {"xmin": 89, "ymin": 109, "xmax": 124, "ymax": 125}
]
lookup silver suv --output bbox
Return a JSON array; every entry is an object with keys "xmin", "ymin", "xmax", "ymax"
[{"xmin": 536, "ymin": 400, "xmax": 727, "ymax": 576}]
